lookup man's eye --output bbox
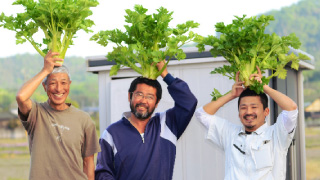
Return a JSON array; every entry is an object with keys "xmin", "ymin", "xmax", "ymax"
[{"xmin": 146, "ymin": 96, "xmax": 154, "ymax": 100}]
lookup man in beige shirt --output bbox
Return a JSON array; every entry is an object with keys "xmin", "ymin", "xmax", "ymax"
[{"xmin": 16, "ymin": 51, "xmax": 100, "ymax": 180}]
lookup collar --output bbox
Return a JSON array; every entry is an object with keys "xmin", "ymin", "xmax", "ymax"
[
  {"xmin": 238, "ymin": 122, "xmax": 268, "ymax": 136},
  {"xmin": 44, "ymin": 101, "xmax": 72, "ymax": 112},
  {"xmin": 123, "ymin": 111, "xmax": 132, "ymax": 120}
]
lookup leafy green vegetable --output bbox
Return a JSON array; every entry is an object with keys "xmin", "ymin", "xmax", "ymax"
[
  {"xmin": 196, "ymin": 15, "xmax": 310, "ymax": 98},
  {"xmin": 91, "ymin": 5, "xmax": 199, "ymax": 79},
  {"xmin": 0, "ymin": 0, "xmax": 99, "ymax": 62}
]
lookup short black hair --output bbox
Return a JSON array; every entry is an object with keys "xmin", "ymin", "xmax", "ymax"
[
  {"xmin": 238, "ymin": 89, "xmax": 268, "ymax": 110},
  {"xmin": 128, "ymin": 77, "xmax": 162, "ymax": 104}
]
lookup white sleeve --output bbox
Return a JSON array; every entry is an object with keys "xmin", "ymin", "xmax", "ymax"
[
  {"xmin": 195, "ymin": 106, "xmax": 212, "ymax": 129},
  {"xmin": 195, "ymin": 106, "xmax": 240, "ymax": 150},
  {"xmin": 280, "ymin": 109, "xmax": 298, "ymax": 134}
]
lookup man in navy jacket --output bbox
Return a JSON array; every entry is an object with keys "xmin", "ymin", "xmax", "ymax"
[{"xmin": 95, "ymin": 61, "xmax": 197, "ymax": 180}]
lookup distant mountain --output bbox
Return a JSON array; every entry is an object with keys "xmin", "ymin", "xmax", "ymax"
[
  {"xmin": 0, "ymin": 54, "xmax": 98, "ymax": 107},
  {"xmin": 265, "ymin": 0, "xmax": 320, "ymax": 60}
]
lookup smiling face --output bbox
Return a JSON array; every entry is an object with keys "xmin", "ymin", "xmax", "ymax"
[
  {"xmin": 42, "ymin": 73, "xmax": 71, "ymax": 110},
  {"xmin": 238, "ymin": 96, "xmax": 270, "ymax": 132},
  {"xmin": 129, "ymin": 83, "xmax": 158, "ymax": 121}
]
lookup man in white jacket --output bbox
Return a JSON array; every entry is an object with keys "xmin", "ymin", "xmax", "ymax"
[{"xmin": 195, "ymin": 67, "xmax": 298, "ymax": 180}]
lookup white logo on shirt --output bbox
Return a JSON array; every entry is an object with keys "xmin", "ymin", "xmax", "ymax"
[{"xmin": 51, "ymin": 123, "xmax": 70, "ymax": 141}]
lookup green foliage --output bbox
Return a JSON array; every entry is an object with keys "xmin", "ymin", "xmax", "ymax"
[
  {"xmin": 0, "ymin": 0, "xmax": 99, "ymax": 60},
  {"xmin": 91, "ymin": 5, "xmax": 199, "ymax": 79},
  {"xmin": 210, "ymin": 88, "xmax": 230, "ymax": 101},
  {"xmin": 0, "ymin": 89, "xmax": 15, "ymax": 111},
  {"xmin": 196, "ymin": 15, "xmax": 310, "ymax": 97}
]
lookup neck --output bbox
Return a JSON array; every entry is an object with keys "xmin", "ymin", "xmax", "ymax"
[
  {"xmin": 48, "ymin": 100, "xmax": 69, "ymax": 111},
  {"xmin": 129, "ymin": 114, "xmax": 150, "ymax": 134}
]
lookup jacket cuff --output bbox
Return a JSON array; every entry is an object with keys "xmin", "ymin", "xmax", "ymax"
[{"xmin": 163, "ymin": 73, "xmax": 175, "ymax": 85}]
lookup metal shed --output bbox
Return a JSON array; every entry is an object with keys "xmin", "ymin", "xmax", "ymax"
[{"xmin": 86, "ymin": 47, "xmax": 315, "ymax": 180}]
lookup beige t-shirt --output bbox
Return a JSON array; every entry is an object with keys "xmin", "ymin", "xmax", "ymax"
[{"xmin": 19, "ymin": 101, "xmax": 100, "ymax": 180}]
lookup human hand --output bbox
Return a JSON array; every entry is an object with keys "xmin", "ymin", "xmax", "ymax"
[
  {"xmin": 249, "ymin": 66, "xmax": 263, "ymax": 84},
  {"xmin": 42, "ymin": 50, "xmax": 64, "ymax": 74},
  {"xmin": 156, "ymin": 60, "xmax": 168, "ymax": 78},
  {"xmin": 231, "ymin": 71, "xmax": 245, "ymax": 98}
]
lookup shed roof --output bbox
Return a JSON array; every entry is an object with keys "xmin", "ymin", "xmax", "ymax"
[
  {"xmin": 0, "ymin": 112, "xmax": 18, "ymax": 121},
  {"xmin": 305, "ymin": 98, "xmax": 320, "ymax": 112}
]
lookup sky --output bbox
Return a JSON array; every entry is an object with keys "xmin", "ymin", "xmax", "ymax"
[{"xmin": 0, "ymin": 0, "xmax": 301, "ymax": 58}]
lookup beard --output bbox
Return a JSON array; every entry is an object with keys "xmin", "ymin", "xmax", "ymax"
[
  {"xmin": 130, "ymin": 102, "xmax": 155, "ymax": 120},
  {"xmin": 243, "ymin": 114, "xmax": 257, "ymax": 130}
]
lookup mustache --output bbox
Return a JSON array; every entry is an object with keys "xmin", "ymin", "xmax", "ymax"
[
  {"xmin": 135, "ymin": 103, "xmax": 148, "ymax": 109},
  {"xmin": 243, "ymin": 114, "xmax": 257, "ymax": 119}
]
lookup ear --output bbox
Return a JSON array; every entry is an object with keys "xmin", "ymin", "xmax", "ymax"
[
  {"xmin": 128, "ymin": 92, "xmax": 131, "ymax": 102},
  {"xmin": 155, "ymin": 100, "xmax": 160, "ymax": 109},
  {"xmin": 42, "ymin": 82, "xmax": 47, "ymax": 92},
  {"xmin": 264, "ymin": 107, "xmax": 270, "ymax": 117}
]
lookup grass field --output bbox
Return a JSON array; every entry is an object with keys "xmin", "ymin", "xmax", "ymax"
[
  {"xmin": 0, "ymin": 128, "xmax": 320, "ymax": 180},
  {"xmin": 305, "ymin": 127, "xmax": 320, "ymax": 180},
  {"xmin": 0, "ymin": 138, "xmax": 29, "ymax": 180}
]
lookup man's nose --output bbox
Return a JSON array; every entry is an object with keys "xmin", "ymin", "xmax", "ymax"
[
  {"xmin": 247, "ymin": 107, "xmax": 253, "ymax": 114},
  {"xmin": 56, "ymin": 83, "xmax": 62, "ymax": 91}
]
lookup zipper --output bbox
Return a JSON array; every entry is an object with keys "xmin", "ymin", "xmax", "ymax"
[{"xmin": 127, "ymin": 118, "xmax": 145, "ymax": 143}]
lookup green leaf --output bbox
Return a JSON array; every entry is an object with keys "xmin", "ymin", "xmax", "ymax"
[
  {"xmin": 298, "ymin": 53, "xmax": 311, "ymax": 60},
  {"xmin": 210, "ymin": 89, "xmax": 231, "ymax": 101},
  {"xmin": 110, "ymin": 65, "xmax": 121, "ymax": 76},
  {"xmin": 210, "ymin": 88, "xmax": 222, "ymax": 101}
]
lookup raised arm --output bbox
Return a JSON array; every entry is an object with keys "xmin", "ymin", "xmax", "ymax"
[
  {"xmin": 250, "ymin": 66, "xmax": 297, "ymax": 111},
  {"xmin": 203, "ymin": 71, "xmax": 245, "ymax": 115},
  {"xmin": 263, "ymin": 86, "xmax": 297, "ymax": 111},
  {"xmin": 16, "ymin": 51, "xmax": 63, "ymax": 116},
  {"xmin": 156, "ymin": 60, "xmax": 197, "ymax": 138}
]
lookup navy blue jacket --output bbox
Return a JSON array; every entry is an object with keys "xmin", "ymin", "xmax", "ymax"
[{"xmin": 95, "ymin": 75, "xmax": 197, "ymax": 180}]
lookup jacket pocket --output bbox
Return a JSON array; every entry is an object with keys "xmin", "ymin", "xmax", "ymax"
[{"xmin": 251, "ymin": 139, "xmax": 273, "ymax": 170}]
